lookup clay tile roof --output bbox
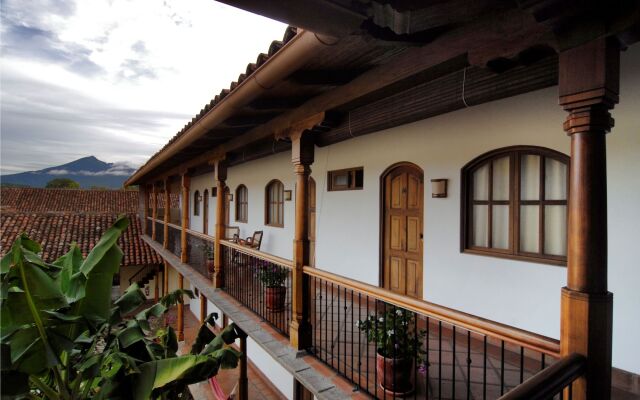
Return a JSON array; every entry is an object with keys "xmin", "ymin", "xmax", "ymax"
[
  {"xmin": 0, "ymin": 188, "xmax": 161, "ymax": 267},
  {"xmin": 0, "ymin": 187, "xmax": 138, "ymax": 214},
  {"xmin": 132, "ymin": 26, "xmax": 298, "ymax": 179}
]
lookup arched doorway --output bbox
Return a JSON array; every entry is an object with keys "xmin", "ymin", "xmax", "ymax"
[
  {"xmin": 203, "ymin": 189, "xmax": 209, "ymax": 235},
  {"xmin": 381, "ymin": 162, "xmax": 424, "ymax": 299}
]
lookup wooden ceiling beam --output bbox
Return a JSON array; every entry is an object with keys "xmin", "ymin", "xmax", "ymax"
[
  {"xmin": 288, "ymin": 69, "xmax": 366, "ymax": 86},
  {"xmin": 245, "ymin": 96, "xmax": 308, "ymax": 111},
  {"xmin": 205, "ymin": 8, "xmax": 554, "ymax": 157}
]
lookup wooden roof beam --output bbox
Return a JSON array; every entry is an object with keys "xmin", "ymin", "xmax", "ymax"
[{"xmin": 183, "ymin": 9, "xmax": 552, "ymax": 160}]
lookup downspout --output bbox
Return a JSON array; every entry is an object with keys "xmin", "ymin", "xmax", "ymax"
[{"xmin": 126, "ymin": 30, "xmax": 338, "ymax": 186}]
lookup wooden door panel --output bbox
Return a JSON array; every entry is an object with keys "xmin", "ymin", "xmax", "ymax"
[
  {"xmin": 390, "ymin": 215, "xmax": 403, "ymax": 251},
  {"xmin": 389, "ymin": 257, "xmax": 405, "ymax": 293},
  {"xmin": 406, "ymin": 259, "xmax": 421, "ymax": 298},
  {"xmin": 383, "ymin": 164, "xmax": 423, "ymax": 299},
  {"xmin": 407, "ymin": 216, "xmax": 420, "ymax": 253},
  {"xmin": 390, "ymin": 175, "xmax": 403, "ymax": 209},
  {"xmin": 408, "ymin": 174, "xmax": 421, "ymax": 209}
]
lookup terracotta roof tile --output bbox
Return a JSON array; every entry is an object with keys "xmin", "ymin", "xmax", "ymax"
[
  {"xmin": 0, "ymin": 187, "xmax": 139, "ymax": 214},
  {"xmin": 0, "ymin": 188, "xmax": 161, "ymax": 267}
]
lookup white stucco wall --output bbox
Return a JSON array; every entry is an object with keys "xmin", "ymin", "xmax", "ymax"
[
  {"xmin": 184, "ymin": 47, "xmax": 639, "ymax": 374},
  {"xmin": 189, "ymin": 173, "xmax": 216, "ymax": 234}
]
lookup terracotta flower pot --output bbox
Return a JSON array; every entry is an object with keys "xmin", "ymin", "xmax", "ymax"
[
  {"xmin": 265, "ymin": 286, "xmax": 286, "ymax": 311},
  {"xmin": 376, "ymin": 350, "xmax": 414, "ymax": 396}
]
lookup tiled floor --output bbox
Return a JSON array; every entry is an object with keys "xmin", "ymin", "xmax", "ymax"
[{"xmin": 166, "ymin": 306, "xmax": 286, "ymax": 400}]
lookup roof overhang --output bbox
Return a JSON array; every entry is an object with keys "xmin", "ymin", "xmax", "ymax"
[{"xmin": 126, "ymin": 0, "xmax": 640, "ymax": 186}]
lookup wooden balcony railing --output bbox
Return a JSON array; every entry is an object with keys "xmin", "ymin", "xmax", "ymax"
[
  {"xmin": 154, "ymin": 218, "xmax": 164, "ymax": 246},
  {"xmin": 147, "ymin": 215, "xmax": 568, "ymax": 399},
  {"xmin": 145, "ymin": 216, "xmax": 153, "ymax": 237},
  {"xmin": 498, "ymin": 353, "xmax": 585, "ymax": 400},
  {"xmin": 166, "ymin": 222, "xmax": 181, "ymax": 257},
  {"xmin": 303, "ymin": 266, "xmax": 561, "ymax": 399},
  {"xmin": 221, "ymin": 240, "xmax": 293, "ymax": 336},
  {"xmin": 185, "ymin": 229, "xmax": 215, "ymax": 280}
]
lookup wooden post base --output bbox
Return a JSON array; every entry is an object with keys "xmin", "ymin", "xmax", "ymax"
[
  {"xmin": 289, "ymin": 319, "xmax": 312, "ymax": 350},
  {"xmin": 560, "ymin": 287, "xmax": 613, "ymax": 400},
  {"xmin": 294, "ymin": 378, "xmax": 313, "ymax": 400}
]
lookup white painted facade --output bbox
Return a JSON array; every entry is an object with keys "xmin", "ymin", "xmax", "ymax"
[{"xmin": 177, "ymin": 46, "xmax": 639, "ymax": 381}]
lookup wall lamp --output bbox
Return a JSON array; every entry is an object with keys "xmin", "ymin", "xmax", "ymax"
[{"xmin": 430, "ymin": 179, "xmax": 448, "ymax": 198}]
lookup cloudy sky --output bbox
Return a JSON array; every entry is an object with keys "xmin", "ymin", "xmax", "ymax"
[{"xmin": 0, "ymin": 0, "xmax": 287, "ymax": 174}]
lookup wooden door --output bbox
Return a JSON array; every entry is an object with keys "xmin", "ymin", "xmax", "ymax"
[
  {"xmin": 203, "ymin": 189, "xmax": 209, "ymax": 235},
  {"xmin": 308, "ymin": 178, "xmax": 316, "ymax": 267},
  {"xmin": 382, "ymin": 163, "xmax": 423, "ymax": 299}
]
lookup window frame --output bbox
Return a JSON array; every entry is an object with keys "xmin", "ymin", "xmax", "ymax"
[
  {"xmin": 265, "ymin": 180, "xmax": 284, "ymax": 228},
  {"xmin": 193, "ymin": 190, "xmax": 201, "ymax": 216},
  {"xmin": 235, "ymin": 184, "xmax": 248, "ymax": 223},
  {"xmin": 327, "ymin": 167, "xmax": 364, "ymax": 191},
  {"xmin": 461, "ymin": 145, "xmax": 570, "ymax": 266}
]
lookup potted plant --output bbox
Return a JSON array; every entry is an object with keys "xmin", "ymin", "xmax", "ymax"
[
  {"xmin": 198, "ymin": 242, "xmax": 215, "ymax": 273},
  {"xmin": 357, "ymin": 307, "xmax": 424, "ymax": 396},
  {"xmin": 256, "ymin": 262, "xmax": 288, "ymax": 311}
]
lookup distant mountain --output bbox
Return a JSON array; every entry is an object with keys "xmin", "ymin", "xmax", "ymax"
[{"xmin": 0, "ymin": 156, "xmax": 137, "ymax": 188}]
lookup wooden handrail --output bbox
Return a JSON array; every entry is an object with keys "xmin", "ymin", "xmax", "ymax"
[
  {"xmin": 166, "ymin": 221, "xmax": 182, "ymax": 231},
  {"xmin": 302, "ymin": 266, "xmax": 561, "ymax": 356},
  {"xmin": 220, "ymin": 239, "xmax": 293, "ymax": 269},
  {"xmin": 185, "ymin": 228, "xmax": 215, "ymax": 243},
  {"xmin": 498, "ymin": 353, "xmax": 585, "ymax": 399}
]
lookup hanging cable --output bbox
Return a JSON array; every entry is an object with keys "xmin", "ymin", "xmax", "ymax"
[{"xmin": 461, "ymin": 67, "xmax": 470, "ymax": 108}]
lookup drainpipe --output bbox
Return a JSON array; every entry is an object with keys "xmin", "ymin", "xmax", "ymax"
[{"xmin": 125, "ymin": 30, "xmax": 338, "ymax": 186}]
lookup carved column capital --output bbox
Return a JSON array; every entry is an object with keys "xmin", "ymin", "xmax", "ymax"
[
  {"xmin": 293, "ymin": 164, "xmax": 312, "ymax": 175},
  {"xmin": 559, "ymin": 37, "xmax": 619, "ymax": 136}
]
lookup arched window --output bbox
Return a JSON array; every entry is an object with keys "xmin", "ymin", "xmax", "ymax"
[
  {"xmin": 265, "ymin": 180, "xmax": 284, "ymax": 227},
  {"xmin": 193, "ymin": 190, "xmax": 200, "ymax": 216},
  {"xmin": 461, "ymin": 146, "xmax": 569, "ymax": 265},
  {"xmin": 236, "ymin": 185, "xmax": 248, "ymax": 222}
]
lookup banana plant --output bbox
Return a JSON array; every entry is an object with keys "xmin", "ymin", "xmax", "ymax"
[{"xmin": 1, "ymin": 215, "xmax": 242, "ymax": 399}]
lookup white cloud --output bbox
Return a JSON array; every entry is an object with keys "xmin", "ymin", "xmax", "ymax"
[
  {"xmin": 1, "ymin": 0, "xmax": 287, "ymax": 174},
  {"xmin": 47, "ymin": 169, "xmax": 71, "ymax": 175}
]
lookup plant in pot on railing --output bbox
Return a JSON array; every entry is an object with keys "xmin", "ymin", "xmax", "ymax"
[
  {"xmin": 357, "ymin": 307, "xmax": 425, "ymax": 396},
  {"xmin": 256, "ymin": 261, "xmax": 288, "ymax": 311},
  {"xmin": 197, "ymin": 242, "xmax": 215, "ymax": 274}
]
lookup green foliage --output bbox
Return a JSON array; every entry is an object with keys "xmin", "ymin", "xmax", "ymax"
[
  {"xmin": 0, "ymin": 216, "xmax": 242, "ymax": 399},
  {"xmin": 357, "ymin": 306, "xmax": 425, "ymax": 360},
  {"xmin": 45, "ymin": 178, "xmax": 80, "ymax": 189},
  {"xmin": 255, "ymin": 262, "xmax": 288, "ymax": 287}
]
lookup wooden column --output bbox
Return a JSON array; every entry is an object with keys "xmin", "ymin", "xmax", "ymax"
[
  {"xmin": 294, "ymin": 379, "xmax": 313, "ymax": 400},
  {"xmin": 212, "ymin": 158, "xmax": 228, "ymax": 288},
  {"xmin": 181, "ymin": 174, "xmax": 191, "ymax": 264},
  {"xmin": 163, "ymin": 179, "xmax": 170, "ymax": 249},
  {"xmin": 151, "ymin": 184, "xmax": 158, "ymax": 240},
  {"xmin": 238, "ymin": 329, "xmax": 248, "ymax": 400},
  {"xmin": 289, "ymin": 130, "xmax": 314, "ymax": 350},
  {"xmin": 177, "ymin": 273, "xmax": 184, "ymax": 341},
  {"xmin": 199, "ymin": 293, "xmax": 207, "ymax": 322},
  {"xmin": 559, "ymin": 37, "xmax": 619, "ymax": 400}
]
